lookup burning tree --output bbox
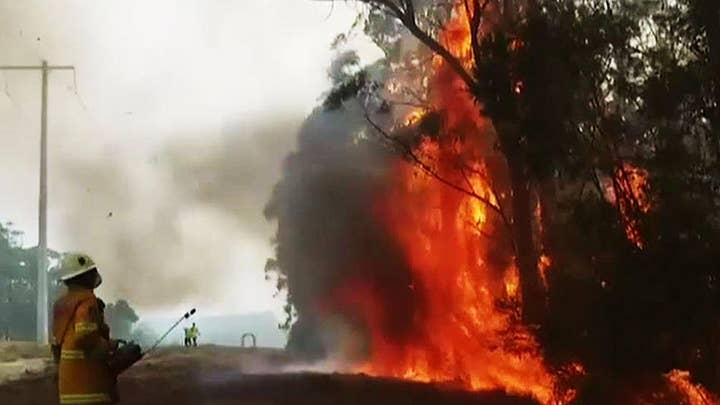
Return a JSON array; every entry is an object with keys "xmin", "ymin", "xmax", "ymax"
[
  {"xmin": 345, "ymin": 0, "xmax": 552, "ymax": 327},
  {"xmin": 267, "ymin": 0, "xmax": 720, "ymax": 403},
  {"xmin": 329, "ymin": 0, "xmax": 653, "ymax": 328}
]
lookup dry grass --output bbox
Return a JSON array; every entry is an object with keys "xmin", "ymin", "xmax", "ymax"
[{"xmin": 0, "ymin": 341, "xmax": 52, "ymax": 363}]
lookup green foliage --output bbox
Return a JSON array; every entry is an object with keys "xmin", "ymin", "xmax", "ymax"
[
  {"xmin": 323, "ymin": 69, "xmax": 368, "ymax": 110},
  {"xmin": 0, "ymin": 223, "xmax": 61, "ymax": 340}
]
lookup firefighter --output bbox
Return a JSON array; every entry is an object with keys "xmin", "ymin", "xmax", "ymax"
[
  {"xmin": 52, "ymin": 253, "xmax": 117, "ymax": 404},
  {"xmin": 190, "ymin": 323, "xmax": 200, "ymax": 347},
  {"xmin": 183, "ymin": 327, "xmax": 191, "ymax": 347}
]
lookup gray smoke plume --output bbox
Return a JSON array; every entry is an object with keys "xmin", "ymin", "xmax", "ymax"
[
  {"xmin": 264, "ymin": 101, "xmax": 420, "ymax": 359},
  {"xmin": 55, "ymin": 116, "xmax": 301, "ymax": 310},
  {"xmin": 0, "ymin": 0, "xmax": 370, "ymax": 316}
]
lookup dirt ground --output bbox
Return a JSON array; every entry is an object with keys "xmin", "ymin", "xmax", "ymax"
[{"xmin": 0, "ymin": 345, "xmax": 538, "ymax": 405}]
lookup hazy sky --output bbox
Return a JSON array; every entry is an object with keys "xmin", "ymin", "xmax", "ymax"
[{"xmin": 0, "ymin": 1, "xmax": 379, "ymax": 318}]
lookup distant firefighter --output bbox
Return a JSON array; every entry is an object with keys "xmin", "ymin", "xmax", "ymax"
[
  {"xmin": 183, "ymin": 327, "xmax": 192, "ymax": 347},
  {"xmin": 190, "ymin": 323, "xmax": 200, "ymax": 347},
  {"xmin": 52, "ymin": 253, "xmax": 118, "ymax": 404}
]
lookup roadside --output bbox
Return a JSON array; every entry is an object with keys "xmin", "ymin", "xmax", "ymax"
[
  {"xmin": 0, "ymin": 344, "xmax": 538, "ymax": 405},
  {"xmin": 0, "ymin": 341, "xmax": 54, "ymax": 385}
]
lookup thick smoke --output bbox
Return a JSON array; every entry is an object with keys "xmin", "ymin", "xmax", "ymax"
[
  {"xmin": 265, "ymin": 102, "xmax": 418, "ymax": 360},
  {"xmin": 0, "ymin": 0, "xmax": 368, "ymax": 316},
  {"xmin": 56, "ymin": 117, "xmax": 300, "ymax": 310}
]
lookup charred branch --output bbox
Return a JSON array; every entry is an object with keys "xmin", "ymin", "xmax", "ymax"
[
  {"xmin": 325, "ymin": 0, "xmax": 479, "ymax": 91},
  {"xmin": 363, "ymin": 110, "xmax": 509, "ymax": 222}
]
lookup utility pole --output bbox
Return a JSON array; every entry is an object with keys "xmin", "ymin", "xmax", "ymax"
[{"xmin": 0, "ymin": 61, "xmax": 75, "ymax": 344}]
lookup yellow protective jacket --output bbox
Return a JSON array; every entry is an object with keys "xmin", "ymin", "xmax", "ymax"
[{"xmin": 52, "ymin": 287, "xmax": 114, "ymax": 404}]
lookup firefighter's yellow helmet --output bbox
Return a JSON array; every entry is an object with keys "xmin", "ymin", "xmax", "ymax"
[{"xmin": 59, "ymin": 252, "xmax": 98, "ymax": 281}]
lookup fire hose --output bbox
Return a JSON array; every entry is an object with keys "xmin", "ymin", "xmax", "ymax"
[{"xmin": 108, "ymin": 308, "xmax": 197, "ymax": 376}]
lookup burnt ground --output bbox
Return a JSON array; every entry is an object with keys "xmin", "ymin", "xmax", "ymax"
[{"xmin": 0, "ymin": 345, "xmax": 539, "ymax": 405}]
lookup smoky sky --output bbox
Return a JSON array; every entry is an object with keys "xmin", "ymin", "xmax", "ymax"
[
  {"xmin": 56, "ymin": 116, "xmax": 302, "ymax": 311},
  {"xmin": 0, "ymin": 0, "xmax": 381, "ymax": 315}
]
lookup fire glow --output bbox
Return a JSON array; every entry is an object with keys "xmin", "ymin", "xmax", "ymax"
[
  {"xmin": 351, "ymin": 5, "xmax": 564, "ymax": 404},
  {"xmin": 359, "ymin": 147, "xmax": 559, "ymax": 403},
  {"xmin": 665, "ymin": 370, "xmax": 720, "ymax": 405},
  {"xmin": 604, "ymin": 163, "xmax": 651, "ymax": 249},
  {"xmin": 320, "ymin": 4, "xmax": 717, "ymax": 405}
]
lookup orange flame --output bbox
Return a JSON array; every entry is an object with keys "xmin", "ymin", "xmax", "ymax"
[
  {"xmin": 605, "ymin": 163, "xmax": 651, "ymax": 248},
  {"xmin": 359, "ymin": 151, "xmax": 559, "ymax": 403},
  {"xmin": 665, "ymin": 370, "xmax": 720, "ymax": 405},
  {"xmin": 403, "ymin": 108, "xmax": 427, "ymax": 126},
  {"xmin": 538, "ymin": 254, "xmax": 552, "ymax": 291},
  {"xmin": 350, "ymin": 6, "xmax": 573, "ymax": 403}
]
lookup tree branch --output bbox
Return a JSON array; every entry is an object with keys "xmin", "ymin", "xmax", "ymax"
[
  {"xmin": 402, "ymin": 0, "xmax": 415, "ymax": 23},
  {"xmin": 363, "ymin": 110, "xmax": 507, "ymax": 221},
  {"xmin": 384, "ymin": 98, "xmax": 432, "ymax": 109},
  {"xmin": 357, "ymin": 0, "xmax": 478, "ymax": 92},
  {"xmin": 460, "ymin": 164, "xmax": 514, "ymax": 237},
  {"xmin": 465, "ymin": 0, "xmax": 490, "ymax": 85},
  {"xmin": 369, "ymin": 0, "xmax": 406, "ymax": 19}
]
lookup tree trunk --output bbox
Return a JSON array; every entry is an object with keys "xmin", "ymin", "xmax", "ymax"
[
  {"xmin": 538, "ymin": 177, "xmax": 557, "ymax": 251},
  {"xmin": 508, "ymin": 156, "xmax": 546, "ymax": 326}
]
